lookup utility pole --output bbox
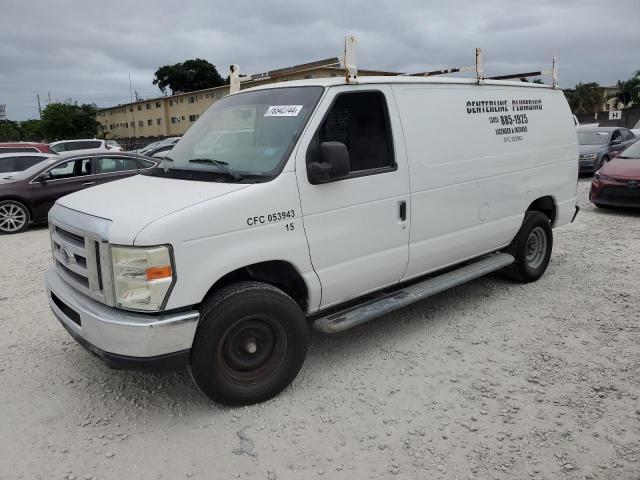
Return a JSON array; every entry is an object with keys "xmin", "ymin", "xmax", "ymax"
[
  {"xmin": 37, "ymin": 94, "xmax": 42, "ymax": 118},
  {"xmin": 129, "ymin": 73, "xmax": 136, "ymax": 139}
]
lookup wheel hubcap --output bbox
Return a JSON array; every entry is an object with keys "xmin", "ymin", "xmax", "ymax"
[
  {"xmin": 0, "ymin": 204, "xmax": 26, "ymax": 232},
  {"xmin": 219, "ymin": 317, "xmax": 287, "ymax": 382},
  {"xmin": 525, "ymin": 227, "xmax": 547, "ymax": 269}
]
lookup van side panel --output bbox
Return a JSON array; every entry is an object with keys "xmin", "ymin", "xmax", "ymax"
[{"xmin": 392, "ymin": 84, "xmax": 577, "ymax": 280}]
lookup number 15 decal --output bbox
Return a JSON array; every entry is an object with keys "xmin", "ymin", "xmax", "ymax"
[{"xmin": 285, "ymin": 223, "xmax": 295, "ymax": 231}]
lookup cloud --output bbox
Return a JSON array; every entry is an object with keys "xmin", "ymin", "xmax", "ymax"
[{"xmin": 0, "ymin": 0, "xmax": 638, "ymax": 119}]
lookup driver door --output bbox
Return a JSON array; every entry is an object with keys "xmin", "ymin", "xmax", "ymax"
[{"xmin": 295, "ymin": 86, "xmax": 410, "ymax": 309}]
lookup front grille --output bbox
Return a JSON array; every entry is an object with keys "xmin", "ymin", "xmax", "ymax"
[
  {"xmin": 601, "ymin": 186, "xmax": 640, "ymax": 205},
  {"xmin": 50, "ymin": 221, "xmax": 114, "ymax": 306}
]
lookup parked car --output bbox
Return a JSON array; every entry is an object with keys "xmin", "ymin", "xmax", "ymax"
[
  {"xmin": 578, "ymin": 127, "xmax": 637, "ymax": 173},
  {"xmin": 0, "ymin": 152, "xmax": 156, "ymax": 234},
  {"xmin": 106, "ymin": 140, "xmax": 123, "ymax": 151},
  {"xmin": 148, "ymin": 144, "xmax": 175, "ymax": 158},
  {"xmin": 590, "ymin": 139, "xmax": 640, "ymax": 208},
  {"xmin": 44, "ymin": 75, "xmax": 579, "ymax": 405},
  {"xmin": 572, "ymin": 114, "xmax": 598, "ymax": 129},
  {"xmin": 0, "ymin": 152, "xmax": 55, "ymax": 177},
  {"xmin": 132, "ymin": 140, "xmax": 162, "ymax": 154},
  {"xmin": 0, "ymin": 142, "xmax": 56, "ymax": 154},
  {"xmin": 49, "ymin": 139, "xmax": 121, "ymax": 155},
  {"xmin": 135, "ymin": 137, "xmax": 180, "ymax": 156}
]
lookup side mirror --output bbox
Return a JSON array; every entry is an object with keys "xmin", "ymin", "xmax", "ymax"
[{"xmin": 308, "ymin": 142, "xmax": 351, "ymax": 184}]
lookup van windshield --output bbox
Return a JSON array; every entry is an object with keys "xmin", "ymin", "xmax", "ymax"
[{"xmin": 158, "ymin": 86, "xmax": 323, "ymax": 182}]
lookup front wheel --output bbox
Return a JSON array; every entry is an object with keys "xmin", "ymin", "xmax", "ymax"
[
  {"xmin": 503, "ymin": 211, "xmax": 553, "ymax": 283},
  {"xmin": 0, "ymin": 200, "xmax": 30, "ymax": 234},
  {"xmin": 189, "ymin": 281, "xmax": 309, "ymax": 405}
]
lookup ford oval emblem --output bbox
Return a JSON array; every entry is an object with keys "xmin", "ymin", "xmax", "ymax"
[{"xmin": 60, "ymin": 246, "xmax": 75, "ymax": 265}]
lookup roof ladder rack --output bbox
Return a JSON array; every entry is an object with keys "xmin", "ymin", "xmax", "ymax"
[
  {"xmin": 343, "ymin": 35, "xmax": 358, "ymax": 84},
  {"xmin": 407, "ymin": 48, "xmax": 484, "ymax": 83},
  {"xmin": 407, "ymin": 48, "xmax": 558, "ymax": 87},
  {"xmin": 229, "ymin": 64, "xmax": 240, "ymax": 94},
  {"xmin": 486, "ymin": 57, "xmax": 559, "ymax": 88}
]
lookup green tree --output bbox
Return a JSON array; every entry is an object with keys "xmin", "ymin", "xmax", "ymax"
[
  {"xmin": 608, "ymin": 72, "xmax": 640, "ymax": 109},
  {"xmin": 0, "ymin": 120, "xmax": 21, "ymax": 141},
  {"xmin": 152, "ymin": 58, "xmax": 225, "ymax": 94},
  {"xmin": 19, "ymin": 119, "xmax": 45, "ymax": 141},
  {"xmin": 564, "ymin": 82, "xmax": 604, "ymax": 114},
  {"xmin": 40, "ymin": 102, "xmax": 100, "ymax": 140}
]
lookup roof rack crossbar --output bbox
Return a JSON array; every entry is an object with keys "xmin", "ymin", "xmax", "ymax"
[{"xmin": 404, "ymin": 47, "xmax": 558, "ymax": 87}]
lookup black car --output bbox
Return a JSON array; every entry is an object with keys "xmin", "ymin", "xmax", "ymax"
[
  {"xmin": 578, "ymin": 127, "xmax": 637, "ymax": 174},
  {"xmin": 0, "ymin": 152, "xmax": 157, "ymax": 234}
]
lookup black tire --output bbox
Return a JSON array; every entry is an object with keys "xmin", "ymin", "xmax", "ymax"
[
  {"xmin": 503, "ymin": 211, "xmax": 553, "ymax": 283},
  {"xmin": 0, "ymin": 200, "xmax": 30, "ymax": 234},
  {"xmin": 189, "ymin": 281, "xmax": 309, "ymax": 405}
]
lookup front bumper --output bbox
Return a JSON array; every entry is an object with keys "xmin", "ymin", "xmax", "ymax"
[
  {"xmin": 46, "ymin": 266, "xmax": 199, "ymax": 365},
  {"xmin": 590, "ymin": 179, "xmax": 640, "ymax": 208},
  {"xmin": 579, "ymin": 158, "xmax": 597, "ymax": 173}
]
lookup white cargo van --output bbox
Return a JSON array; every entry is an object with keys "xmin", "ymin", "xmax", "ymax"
[{"xmin": 45, "ymin": 69, "xmax": 579, "ymax": 405}]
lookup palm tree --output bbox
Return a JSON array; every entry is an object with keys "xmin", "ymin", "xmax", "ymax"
[
  {"xmin": 565, "ymin": 82, "xmax": 604, "ymax": 114},
  {"xmin": 608, "ymin": 72, "xmax": 640, "ymax": 109}
]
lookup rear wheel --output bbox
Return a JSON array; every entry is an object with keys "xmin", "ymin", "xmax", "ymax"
[
  {"xmin": 189, "ymin": 281, "xmax": 309, "ymax": 405},
  {"xmin": 0, "ymin": 200, "xmax": 30, "ymax": 234},
  {"xmin": 503, "ymin": 211, "xmax": 553, "ymax": 283}
]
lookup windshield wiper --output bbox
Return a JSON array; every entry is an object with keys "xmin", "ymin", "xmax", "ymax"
[{"xmin": 188, "ymin": 158, "xmax": 243, "ymax": 180}]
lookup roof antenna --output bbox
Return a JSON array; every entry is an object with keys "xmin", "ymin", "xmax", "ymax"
[
  {"xmin": 344, "ymin": 35, "xmax": 358, "ymax": 84},
  {"xmin": 552, "ymin": 57, "xmax": 559, "ymax": 89},
  {"xmin": 229, "ymin": 64, "xmax": 240, "ymax": 94},
  {"xmin": 475, "ymin": 48, "xmax": 484, "ymax": 84}
]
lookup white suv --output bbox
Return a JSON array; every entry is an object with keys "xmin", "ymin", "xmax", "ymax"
[{"xmin": 49, "ymin": 139, "xmax": 122, "ymax": 155}]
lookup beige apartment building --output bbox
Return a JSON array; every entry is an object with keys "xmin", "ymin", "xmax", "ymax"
[{"xmin": 97, "ymin": 58, "xmax": 398, "ymax": 140}]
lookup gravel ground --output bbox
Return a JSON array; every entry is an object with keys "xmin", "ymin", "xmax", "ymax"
[{"xmin": 1, "ymin": 179, "xmax": 639, "ymax": 480}]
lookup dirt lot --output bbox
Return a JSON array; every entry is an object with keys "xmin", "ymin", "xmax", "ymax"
[{"xmin": 1, "ymin": 179, "xmax": 639, "ymax": 480}]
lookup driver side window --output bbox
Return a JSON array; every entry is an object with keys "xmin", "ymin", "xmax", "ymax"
[{"xmin": 313, "ymin": 91, "xmax": 395, "ymax": 174}]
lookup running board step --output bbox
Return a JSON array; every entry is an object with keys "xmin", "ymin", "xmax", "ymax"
[{"xmin": 312, "ymin": 253, "xmax": 514, "ymax": 333}]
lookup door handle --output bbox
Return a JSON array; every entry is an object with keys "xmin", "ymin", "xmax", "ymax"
[
  {"xmin": 82, "ymin": 181, "xmax": 95, "ymax": 186},
  {"xmin": 399, "ymin": 201, "xmax": 407, "ymax": 221}
]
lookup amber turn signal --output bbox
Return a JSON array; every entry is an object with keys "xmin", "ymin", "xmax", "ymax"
[{"xmin": 145, "ymin": 265, "xmax": 173, "ymax": 281}]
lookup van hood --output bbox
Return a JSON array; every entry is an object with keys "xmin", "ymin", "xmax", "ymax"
[{"xmin": 56, "ymin": 174, "xmax": 249, "ymax": 243}]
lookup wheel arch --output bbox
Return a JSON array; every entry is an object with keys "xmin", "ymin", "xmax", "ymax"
[
  {"xmin": 526, "ymin": 196, "xmax": 557, "ymax": 226},
  {"xmin": 202, "ymin": 260, "xmax": 311, "ymax": 312}
]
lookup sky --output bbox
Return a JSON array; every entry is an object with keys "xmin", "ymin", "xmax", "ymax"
[{"xmin": 1, "ymin": 0, "xmax": 639, "ymax": 120}]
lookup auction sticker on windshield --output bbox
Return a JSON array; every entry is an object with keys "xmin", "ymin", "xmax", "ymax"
[{"xmin": 264, "ymin": 105, "xmax": 303, "ymax": 117}]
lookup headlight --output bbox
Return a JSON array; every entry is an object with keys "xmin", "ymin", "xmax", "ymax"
[
  {"xmin": 111, "ymin": 245, "xmax": 174, "ymax": 311},
  {"xmin": 580, "ymin": 154, "xmax": 597, "ymax": 160},
  {"xmin": 594, "ymin": 172, "xmax": 615, "ymax": 182}
]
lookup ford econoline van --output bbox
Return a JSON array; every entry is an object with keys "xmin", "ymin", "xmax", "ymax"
[{"xmin": 45, "ymin": 74, "xmax": 578, "ymax": 405}]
